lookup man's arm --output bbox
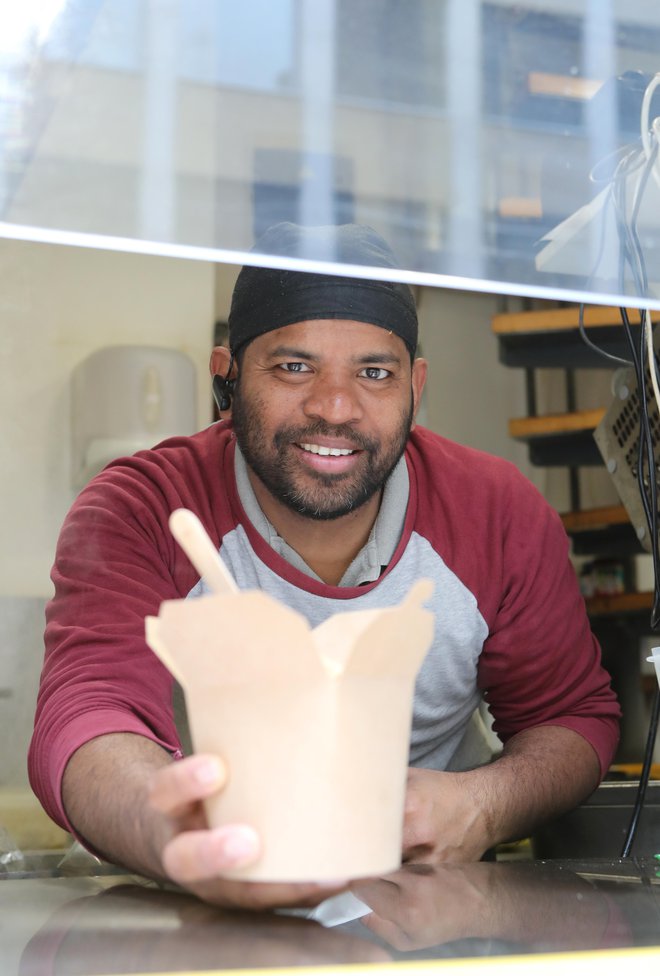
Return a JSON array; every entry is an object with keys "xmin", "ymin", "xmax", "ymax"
[
  {"xmin": 62, "ymin": 733, "xmax": 347, "ymax": 910},
  {"xmin": 402, "ymin": 725, "xmax": 600, "ymax": 862}
]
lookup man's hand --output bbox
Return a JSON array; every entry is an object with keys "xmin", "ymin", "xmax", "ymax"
[
  {"xmin": 402, "ymin": 768, "xmax": 490, "ymax": 863},
  {"xmin": 148, "ymin": 753, "xmax": 348, "ymax": 910},
  {"xmin": 402, "ymin": 726, "xmax": 602, "ymax": 865},
  {"xmin": 62, "ymin": 734, "xmax": 347, "ymax": 912}
]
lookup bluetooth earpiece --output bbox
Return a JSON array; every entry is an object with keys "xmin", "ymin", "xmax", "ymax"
[
  {"xmin": 212, "ymin": 352, "xmax": 236, "ymax": 413},
  {"xmin": 212, "ymin": 374, "xmax": 235, "ymax": 412}
]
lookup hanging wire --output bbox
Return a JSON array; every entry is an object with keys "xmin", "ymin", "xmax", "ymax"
[
  {"xmin": 578, "ymin": 302, "xmax": 632, "ymax": 366},
  {"xmin": 575, "ymin": 148, "xmax": 644, "ymax": 367},
  {"xmin": 609, "ymin": 109, "xmax": 660, "ymax": 855},
  {"xmin": 621, "ymin": 686, "xmax": 660, "ymax": 857}
]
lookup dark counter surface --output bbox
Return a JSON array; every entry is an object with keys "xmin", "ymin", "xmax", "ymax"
[{"xmin": 2, "ymin": 851, "xmax": 660, "ymax": 975}]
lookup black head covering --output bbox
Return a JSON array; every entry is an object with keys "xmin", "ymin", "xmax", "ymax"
[{"xmin": 228, "ymin": 223, "xmax": 418, "ymax": 358}]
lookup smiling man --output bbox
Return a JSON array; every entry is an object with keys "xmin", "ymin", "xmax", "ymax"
[
  {"xmin": 29, "ymin": 223, "xmax": 620, "ymax": 911},
  {"xmin": 221, "ymin": 317, "xmax": 425, "ymax": 587}
]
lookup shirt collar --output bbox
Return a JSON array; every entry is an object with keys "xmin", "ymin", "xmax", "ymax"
[{"xmin": 233, "ymin": 444, "xmax": 409, "ymax": 586}]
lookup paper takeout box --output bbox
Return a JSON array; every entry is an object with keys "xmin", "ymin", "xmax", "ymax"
[{"xmin": 145, "ymin": 579, "xmax": 434, "ymax": 882}]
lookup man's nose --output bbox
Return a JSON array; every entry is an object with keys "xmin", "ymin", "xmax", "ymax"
[{"xmin": 302, "ymin": 376, "xmax": 363, "ymax": 425}]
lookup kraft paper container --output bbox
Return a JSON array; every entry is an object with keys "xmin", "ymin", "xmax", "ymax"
[{"xmin": 145, "ymin": 580, "xmax": 433, "ymax": 882}]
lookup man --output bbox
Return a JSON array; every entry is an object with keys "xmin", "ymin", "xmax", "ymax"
[{"xmin": 29, "ymin": 223, "xmax": 620, "ymax": 911}]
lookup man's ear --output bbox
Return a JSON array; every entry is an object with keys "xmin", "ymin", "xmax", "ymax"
[
  {"xmin": 410, "ymin": 357, "xmax": 428, "ymax": 428},
  {"xmin": 209, "ymin": 346, "xmax": 233, "ymax": 379},
  {"xmin": 210, "ymin": 347, "xmax": 236, "ymax": 417}
]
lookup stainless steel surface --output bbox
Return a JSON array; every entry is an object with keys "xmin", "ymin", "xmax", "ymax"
[
  {"xmin": 533, "ymin": 781, "xmax": 660, "ymax": 858},
  {"xmin": 2, "ymin": 856, "xmax": 660, "ymax": 974},
  {"xmin": 2, "ymin": 2, "xmax": 660, "ymax": 306}
]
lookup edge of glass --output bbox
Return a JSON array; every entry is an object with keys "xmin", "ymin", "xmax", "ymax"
[{"xmin": 1, "ymin": 221, "xmax": 658, "ymax": 313}]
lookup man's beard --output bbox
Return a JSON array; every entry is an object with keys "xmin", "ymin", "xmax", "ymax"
[{"xmin": 231, "ymin": 386, "xmax": 413, "ymax": 520}]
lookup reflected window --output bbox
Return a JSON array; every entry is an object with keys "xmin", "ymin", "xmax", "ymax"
[
  {"xmin": 336, "ymin": 0, "xmax": 447, "ymax": 110},
  {"xmin": 44, "ymin": 0, "xmax": 141, "ymax": 72},
  {"xmin": 178, "ymin": 0, "xmax": 297, "ymax": 92},
  {"xmin": 42, "ymin": 0, "xmax": 298, "ymax": 92}
]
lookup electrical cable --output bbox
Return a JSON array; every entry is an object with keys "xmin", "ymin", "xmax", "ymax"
[
  {"xmin": 575, "ymin": 151, "xmax": 642, "ymax": 367},
  {"xmin": 618, "ymin": 144, "xmax": 660, "ymax": 623},
  {"xmin": 642, "ymin": 309, "xmax": 660, "ymax": 629},
  {"xmin": 575, "ymin": 144, "xmax": 657, "ymax": 367},
  {"xmin": 640, "ymin": 72, "xmax": 660, "ymax": 192},
  {"xmin": 620, "ymin": 308, "xmax": 660, "ymax": 625},
  {"xmin": 621, "ymin": 685, "xmax": 660, "ymax": 857},
  {"xmin": 618, "ymin": 321, "xmax": 660, "ymax": 856},
  {"xmin": 588, "ymin": 142, "xmax": 647, "ymax": 188},
  {"xmin": 561, "ymin": 75, "xmax": 660, "ymax": 855},
  {"xmin": 629, "ymin": 143, "xmax": 659, "ymax": 296},
  {"xmin": 645, "ymin": 310, "xmax": 660, "ymax": 423},
  {"xmin": 577, "ymin": 302, "xmax": 632, "ymax": 366},
  {"xmin": 610, "ymin": 84, "xmax": 660, "ymax": 853},
  {"xmin": 618, "ymin": 307, "xmax": 660, "ymax": 856},
  {"xmin": 612, "ymin": 150, "xmax": 647, "ymax": 296}
]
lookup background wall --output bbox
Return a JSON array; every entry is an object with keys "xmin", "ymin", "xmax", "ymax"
[
  {"xmin": 0, "ymin": 240, "xmax": 216, "ymax": 790},
  {"xmin": 0, "ymin": 239, "xmax": 216, "ymax": 598}
]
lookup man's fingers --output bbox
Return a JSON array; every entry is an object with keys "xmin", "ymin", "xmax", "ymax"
[
  {"xmin": 148, "ymin": 755, "xmax": 227, "ymax": 816},
  {"xmin": 215, "ymin": 880, "xmax": 349, "ymax": 911},
  {"xmin": 163, "ymin": 826, "xmax": 349, "ymax": 910},
  {"xmin": 193, "ymin": 876, "xmax": 350, "ymax": 912},
  {"xmin": 163, "ymin": 823, "xmax": 261, "ymax": 882},
  {"xmin": 360, "ymin": 914, "xmax": 413, "ymax": 951},
  {"xmin": 350, "ymin": 876, "xmax": 402, "ymax": 914}
]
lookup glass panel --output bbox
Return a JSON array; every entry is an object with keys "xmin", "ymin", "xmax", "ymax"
[{"xmin": 1, "ymin": 0, "xmax": 660, "ymax": 307}]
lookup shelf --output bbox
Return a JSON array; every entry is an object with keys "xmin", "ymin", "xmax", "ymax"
[
  {"xmin": 509, "ymin": 408, "xmax": 605, "ymax": 439},
  {"xmin": 491, "ymin": 306, "xmax": 658, "ymax": 368},
  {"xmin": 561, "ymin": 505, "xmax": 642, "ymax": 556},
  {"xmin": 584, "ymin": 590, "xmax": 653, "ymax": 617},
  {"xmin": 508, "ymin": 409, "xmax": 605, "ymax": 465},
  {"xmin": 560, "ymin": 505, "xmax": 630, "ymax": 532},
  {"xmin": 497, "ymin": 303, "xmax": 653, "ymax": 603},
  {"xmin": 491, "ymin": 306, "xmax": 645, "ymax": 334},
  {"xmin": 609, "ymin": 762, "xmax": 660, "ymax": 779}
]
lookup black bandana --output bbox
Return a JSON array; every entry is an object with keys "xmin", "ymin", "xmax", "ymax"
[{"xmin": 228, "ymin": 223, "xmax": 418, "ymax": 358}]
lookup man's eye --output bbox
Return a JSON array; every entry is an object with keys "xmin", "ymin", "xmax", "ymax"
[
  {"xmin": 360, "ymin": 367, "xmax": 390, "ymax": 380},
  {"xmin": 278, "ymin": 362, "xmax": 310, "ymax": 373}
]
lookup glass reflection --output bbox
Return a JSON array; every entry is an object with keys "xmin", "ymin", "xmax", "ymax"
[{"xmin": 1, "ymin": 1, "xmax": 660, "ymax": 305}]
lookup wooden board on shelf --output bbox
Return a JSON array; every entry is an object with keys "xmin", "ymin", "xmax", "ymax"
[
  {"xmin": 492, "ymin": 306, "xmax": 660, "ymax": 335},
  {"xmin": 560, "ymin": 505, "xmax": 630, "ymax": 532},
  {"xmin": 609, "ymin": 762, "xmax": 660, "ymax": 779},
  {"xmin": 508, "ymin": 408, "xmax": 605, "ymax": 440},
  {"xmin": 491, "ymin": 306, "xmax": 654, "ymax": 367},
  {"xmin": 584, "ymin": 590, "xmax": 653, "ymax": 617},
  {"xmin": 560, "ymin": 505, "xmax": 643, "ymax": 556}
]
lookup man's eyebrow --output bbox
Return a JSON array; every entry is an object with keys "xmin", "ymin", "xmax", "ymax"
[
  {"xmin": 353, "ymin": 352, "xmax": 403, "ymax": 366},
  {"xmin": 266, "ymin": 345, "xmax": 319, "ymax": 360},
  {"xmin": 266, "ymin": 345, "xmax": 403, "ymax": 366}
]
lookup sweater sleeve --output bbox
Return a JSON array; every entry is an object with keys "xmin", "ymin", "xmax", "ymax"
[
  {"xmin": 27, "ymin": 451, "xmax": 206, "ymax": 833},
  {"xmin": 476, "ymin": 470, "xmax": 621, "ymax": 779}
]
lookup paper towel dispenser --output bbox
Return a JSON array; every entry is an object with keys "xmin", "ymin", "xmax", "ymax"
[{"xmin": 71, "ymin": 345, "xmax": 197, "ymax": 489}]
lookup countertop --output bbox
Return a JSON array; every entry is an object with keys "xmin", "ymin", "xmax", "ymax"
[{"xmin": 2, "ymin": 852, "xmax": 660, "ymax": 975}]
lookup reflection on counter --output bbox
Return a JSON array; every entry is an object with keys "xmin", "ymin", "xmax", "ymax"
[
  {"xmin": 5, "ymin": 858, "xmax": 660, "ymax": 974},
  {"xmin": 17, "ymin": 880, "xmax": 390, "ymax": 975},
  {"xmin": 349, "ymin": 861, "xmax": 634, "ymax": 957}
]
